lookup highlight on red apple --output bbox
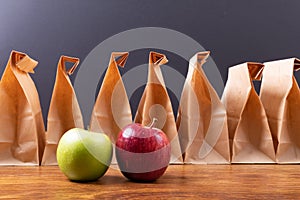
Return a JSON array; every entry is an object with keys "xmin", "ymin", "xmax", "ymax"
[{"xmin": 115, "ymin": 118, "xmax": 171, "ymax": 182}]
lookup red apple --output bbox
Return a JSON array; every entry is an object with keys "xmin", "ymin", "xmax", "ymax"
[{"xmin": 116, "ymin": 118, "xmax": 171, "ymax": 182}]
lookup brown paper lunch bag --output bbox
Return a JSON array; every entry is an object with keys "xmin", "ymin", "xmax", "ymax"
[
  {"xmin": 260, "ymin": 58, "xmax": 300, "ymax": 163},
  {"xmin": 134, "ymin": 51, "xmax": 183, "ymax": 163},
  {"xmin": 89, "ymin": 52, "xmax": 132, "ymax": 163},
  {"xmin": 42, "ymin": 56, "xmax": 84, "ymax": 165},
  {"xmin": 221, "ymin": 62, "xmax": 276, "ymax": 163},
  {"xmin": 0, "ymin": 50, "xmax": 45, "ymax": 165},
  {"xmin": 176, "ymin": 51, "xmax": 230, "ymax": 164}
]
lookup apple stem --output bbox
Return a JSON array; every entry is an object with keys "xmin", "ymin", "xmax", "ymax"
[{"xmin": 149, "ymin": 118, "xmax": 158, "ymax": 129}]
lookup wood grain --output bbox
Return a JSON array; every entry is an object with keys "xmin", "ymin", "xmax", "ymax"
[{"xmin": 0, "ymin": 165, "xmax": 299, "ymax": 199}]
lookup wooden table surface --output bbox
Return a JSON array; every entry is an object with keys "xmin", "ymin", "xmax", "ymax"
[{"xmin": 0, "ymin": 164, "xmax": 299, "ymax": 199}]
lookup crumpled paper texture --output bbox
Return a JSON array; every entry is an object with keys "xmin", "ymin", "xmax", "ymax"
[
  {"xmin": 90, "ymin": 52, "xmax": 132, "ymax": 163},
  {"xmin": 177, "ymin": 51, "xmax": 230, "ymax": 164},
  {"xmin": 260, "ymin": 58, "xmax": 300, "ymax": 163},
  {"xmin": 42, "ymin": 55, "xmax": 84, "ymax": 165},
  {"xmin": 0, "ymin": 50, "xmax": 45, "ymax": 165},
  {"xmin": 222, "ymin": 62, "xmax": 275, "ymax": 163},
  {"xmin": 134, "ymin": 51, "xmax": 183, "ymax": 163}
]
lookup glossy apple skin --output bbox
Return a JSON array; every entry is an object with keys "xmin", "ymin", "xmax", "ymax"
[
  {"xmin": 57, "ymin": 128, "xmax": 112, "ymax": 182},
  {"xmin": 116, "ymin": 123, "xmax": 171, "ymax": 182}
]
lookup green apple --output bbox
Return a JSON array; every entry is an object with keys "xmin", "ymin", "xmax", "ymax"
[{"xmin": 57, "ymin": 128, "xmax": 112, "ymax": 182}]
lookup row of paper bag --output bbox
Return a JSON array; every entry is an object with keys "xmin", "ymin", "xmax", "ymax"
[{"xmin": 0, "ymin": 50, "xmax": 299, "ymax": 166}]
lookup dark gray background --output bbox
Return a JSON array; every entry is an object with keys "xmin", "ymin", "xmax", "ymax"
[{"xmin": 0, "ymin": 0, "xmax": 299, "ymax": 123}]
